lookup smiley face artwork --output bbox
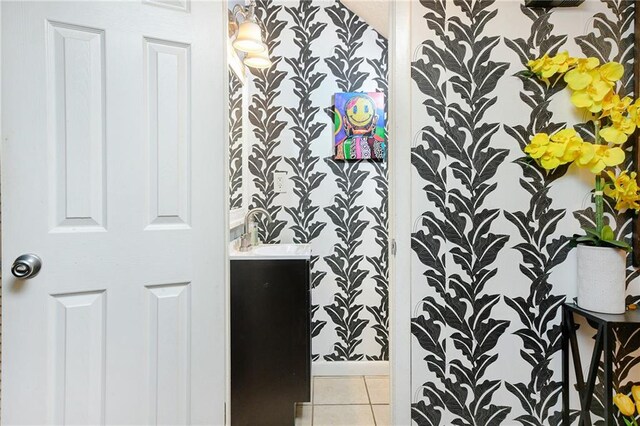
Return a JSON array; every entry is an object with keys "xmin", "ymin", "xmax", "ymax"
[
  {"xmin": 346, "ymin": 96, "xmax": 375, "ymax": 127},
  {"xmin": 334, "ymin": 92, "xmax": 386, "ymax": 161}
]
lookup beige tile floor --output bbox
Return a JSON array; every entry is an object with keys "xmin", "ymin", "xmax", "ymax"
[{"xmin": 295, "ymin": 376, "xmax": 390, "ymax": 426}]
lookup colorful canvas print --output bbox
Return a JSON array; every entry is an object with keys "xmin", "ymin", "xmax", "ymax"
[{"xmin": 333, "ymin": 92, "xmax": 386, "ymax": 160}]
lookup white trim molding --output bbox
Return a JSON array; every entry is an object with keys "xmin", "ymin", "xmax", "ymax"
[{"xmin": 389, "ymin": 0, "xmax": 412, "ymax": 424}]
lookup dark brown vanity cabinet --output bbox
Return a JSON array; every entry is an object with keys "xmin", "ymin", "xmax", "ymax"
[{"xmin": 231, "ymin": 259, "xmax": 311, "ymax": 426}]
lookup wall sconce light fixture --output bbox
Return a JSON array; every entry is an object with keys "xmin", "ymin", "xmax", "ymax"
[
  {"xmin": 243, "ymin": 45, "xmax": 271, "ymax": 69},
  {"xmin": 231, "ymin": 1, "xmax": 272, "ymax": 69}
]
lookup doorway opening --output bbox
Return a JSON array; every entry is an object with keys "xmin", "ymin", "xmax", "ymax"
[{"xmin": 222, "ymin": 0, "xmax": 411, "ymax": 424}]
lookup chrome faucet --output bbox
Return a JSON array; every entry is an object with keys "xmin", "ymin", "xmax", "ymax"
[{"xmin": 238, "ymin": 208, "xmax": 272, "ymax": 251}]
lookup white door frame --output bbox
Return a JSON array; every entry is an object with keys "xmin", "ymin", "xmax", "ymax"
[
  {"xmin": 220, "ymin": 1, "xmax": 414, "ymax": 424},
  {"xmin": 389, "ymin": 0, "xmax": 412, "ymax": 424},
  {"xmin": 221, "ymin": 1, "xmax": 232, "ymax": 424}
]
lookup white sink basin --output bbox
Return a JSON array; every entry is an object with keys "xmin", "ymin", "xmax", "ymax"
[
  {"xmin": 252, "ymin": 244, "xmax": 307, "ymax": 256},
  {"xmin": 229, "ymin": 243, "xmax": 312, "ymax": 260}
]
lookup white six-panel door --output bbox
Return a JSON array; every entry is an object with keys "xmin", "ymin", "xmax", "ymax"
[{"xmin": 1, "ymin": 1, "xmax": 226, "ymax": 424}]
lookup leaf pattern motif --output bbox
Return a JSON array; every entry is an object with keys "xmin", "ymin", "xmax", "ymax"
[
  {"xmin": 411, "ymin": 1, "xmax": 452, "ymax": 423},
  {"xmin": 321, "ymin": 2, "xmax": 375, "ymax": 361},
  {"xmin": 248, "ymin": 0, "xmax": 288, "ymax": 243},
  {"xmin": 503, "ymin": 6, "xmax": 576, "ymax": 426},
  {"xmin": 282, "ymin": 0, "xmax": 328, "ymax": 360},
  {"xmin": 411, "ymin": 1, "xmax": 511, "ymax": 425},
  {"xmin": 249, "ymin": 0, "xmax": 389, "ymax": 361},
  {"xmin": 229, "ymin": 69, "xmax": 243, "ymax": 210}
]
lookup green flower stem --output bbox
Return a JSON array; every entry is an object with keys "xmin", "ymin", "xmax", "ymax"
[
  {"xmin": 594, "ymin": 119, "xmax": 604, "ymax": 235},
  {"xmin": 595, "ymin": 175, "xmax": 604, "ymax": 234}
]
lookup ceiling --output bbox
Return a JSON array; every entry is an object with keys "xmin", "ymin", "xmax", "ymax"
[
  {"xmin": 228, "ymin": 0, "xmax": 389, "ymax": 40},
  {"xmin": 340, "ymin": 0, "xmax": 389, "ymax": 39}
]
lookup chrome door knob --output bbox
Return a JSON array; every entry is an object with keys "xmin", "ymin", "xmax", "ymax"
[{"xmin": 11, "ymin": 254, "xmax": 42, "ymax": 279}]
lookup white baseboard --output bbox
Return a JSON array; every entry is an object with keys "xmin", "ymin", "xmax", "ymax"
[{"xmin": 312, "ymin": 360, "xmax": 389, "ymax": 376}]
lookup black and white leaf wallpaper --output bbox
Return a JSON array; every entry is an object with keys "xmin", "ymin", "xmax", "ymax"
[
  {"xmin": 248, "ymin": 0, "xmax": 289, "ymax": 244},
  {"xmin": 282, "ymin": 0, "xmax": 330, "ymax": 359},
  {"xmin": 321, "ymin": 1, "xmax": 381, "ymax": 362},
  {"xmin": 502, "ymin": 6, "xmax": 574, "ymax": 426},
  {"xmin": 247, "ymin": 0, "xmax": 389, "ymax": 361},
  {"xmin": 229, "ymin": 69, "xmax": 243, "ymax": 211},
  {"xmin": 410, "ymin": 0, "xmax": 638, "ymax": 425}
]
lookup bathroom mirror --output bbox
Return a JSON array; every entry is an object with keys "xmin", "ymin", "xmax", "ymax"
[{"xmin": 228, "ymin": 45, "xmax": 249, "ymax": 229}]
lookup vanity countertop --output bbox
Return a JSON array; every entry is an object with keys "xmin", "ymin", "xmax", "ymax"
[{"xmin": 229, "ymin": 243, "xmax": 312, "ymax": 260}]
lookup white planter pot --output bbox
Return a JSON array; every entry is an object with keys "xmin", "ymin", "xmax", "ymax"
[{"xmin": 576, "ymin": 244, "xmax": 626, "ymax": 314}]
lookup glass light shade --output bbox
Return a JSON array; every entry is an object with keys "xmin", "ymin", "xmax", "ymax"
[
  {"xmin": 243, "ymin": 44, "xmax": 272, "ymax": 69},
  {"xmin": 233, "ymin": 20, "xmax": 265, "ymax": 53}
]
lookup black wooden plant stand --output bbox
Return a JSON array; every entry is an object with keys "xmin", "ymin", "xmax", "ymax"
[{"xmin": 562, "ymin": 302, "xmax": 640, "ymax": 426}]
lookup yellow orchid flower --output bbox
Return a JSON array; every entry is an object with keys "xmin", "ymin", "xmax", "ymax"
[
  {"xmin": 524, "ymin": 133, "xmax": 550, "ymax": 159},
  {"xmin": 601, "ymin": 94, "xmax": 633, "ymax": 119},
  {"xmin": 599, "ymin": 62, "xmax": 625, "ymax": 86},
  {"xmin": 558, "ymin": 139, "xmax": 583, "ymax": 163},
  {"xmin": 571, "ymin": 71, "xmax": 614, "ymax": 113},
  {"xmin": 564, "ymin": 57, "xmax": 600, "ymax": 90},
  {"xmin": 521, "ymin": 55, "xmax": 640, "ymax": 224},
  {"xmin": 614, "ymin": 393, "xmax": 636, "ymax": 417},
  {"xmin": 602, "ymin": 147, "xmax": 626, "ymax": 166},
  {"xmin": 599, "ymin": 109, "xmax": 636, "ymax": 144},
  {"xmin": 575, "ymin": 142, "xmax": 595, "ymax": 166},
  {"xmin": 548, "ymin": 142, "xmax": 568, "ymax": 159},
  {"xmin": 527, "ymin": 52, "xmax": 575, "ymax": 79},
  {"xmin": 549, "ymin": 128, "xmax": 581, "ymax": 144},
  {"xmin": 582, "ymin": 146, "xmax": 624, "ymax": 173},
  {"xmin": 527, "ymin": 55, "xmax": 547, "ymax": 73},
  {"xmin": 600, "ymin": 126, "xmax": 629, "ymax": 144},
  {"xmin": 531, "ymin": 139, "xmax": 566, "ymax": 170},
  {"xmin": 585, "ymin": 154, "xmax": 605, "ymax": 173},
  {"xmin": 552, "ymin": 51, "xmax": 576, "ymax": 74},
  {"xmin": 539, "ymin": 150, "xmax": 562, "ymax": 170},
  {"xmin": 605, "ymin": 170, "xmax": 631, "ymax": 198},
  {"xmin": 527, "ymin": 54, "xmax": 555, "ymax": 78},
  {"xmin": 549, "ymin": 128, "xmax": 584, "ymax": 162},
  {"xmin": 526, "ymin": 129, "xmax": 592, "ymax": 170},
  {"xmin": 605, "ymin": 171, "xmax": 640, "ymax": 211},
  {"xmin": 628, "ymin": 99, "xmax": 640, "ymax": 126}
]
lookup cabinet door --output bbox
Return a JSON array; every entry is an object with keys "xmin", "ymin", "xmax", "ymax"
[
  {"xmin": 231, "ymin": 260, "xmax": 310, "ymax": 425},
  {"xmin": 292, "ymin": 260, "xmax": 311, "ymax": 401}
]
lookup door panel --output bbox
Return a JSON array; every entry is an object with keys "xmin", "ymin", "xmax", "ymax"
[
  {"xmin": 1, "ymin": 2, "xmax": 225, "ymax": 424},
  {"xmin": 47, "ymin": 21, "xmax": 107, "ymax": 231},
  {"xmin": 50, "ymin": 290, "xmax": 107, "ymax": 425},
  {"xmin": 146, "ymin": 282, "xmax": 191, "ymax": 425},
  {"xmin": 145, "ymin": 37, "xmax": 191, "ymax": 229}
]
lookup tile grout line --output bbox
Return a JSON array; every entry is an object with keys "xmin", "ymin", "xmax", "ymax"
[
  {"xmin": 362, "ymin": 375, "xmax": 377, "ymax": 426},
  {"xmin": 310, "ymin": 375, "xmax": 389, "ymax": 425}
]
